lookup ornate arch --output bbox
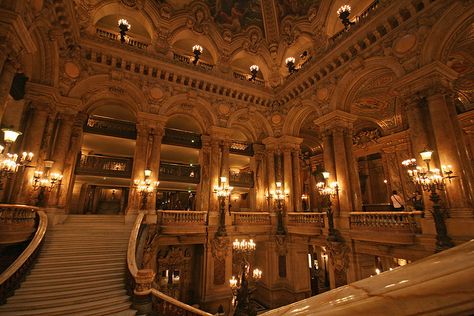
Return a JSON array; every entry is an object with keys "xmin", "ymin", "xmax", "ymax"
[
  {"xmin": 226, "ymin": 107, "xmax": 273, "ymax": 141},
  {"xmin": 68, "ymin": 74, "xmax": 146, "ymax": 115},
  {"xmin": 159, "ymin": 94, "xmax": 217, "ymax": 134},
  {"xmin": 420, "ymin": 3, "xmax": 474, "ymax": 65},
  {"xmin": 282, "ymin": 101, "xmax": 322, "ymax": 136}
]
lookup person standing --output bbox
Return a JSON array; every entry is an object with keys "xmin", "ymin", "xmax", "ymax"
[{"xmin": 390, "ymin": 190, "xmax": 405, "ymax": 211}]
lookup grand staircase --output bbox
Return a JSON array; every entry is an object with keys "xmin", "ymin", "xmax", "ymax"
[{"xmin": 0, "ymin": 215, "xmax": 137, "ymax": 316}]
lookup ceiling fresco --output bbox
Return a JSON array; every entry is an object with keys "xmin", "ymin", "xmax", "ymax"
[
  {"xmin": 208, "ymin": 0, "xmax": 264, "ymax": 33},
  {"xmin": 276, "ymin": 0, "xmax": 321, "ymax": 19}
]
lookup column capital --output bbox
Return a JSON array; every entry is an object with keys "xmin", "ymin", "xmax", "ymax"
[
  {"xmin": 314, "ymin": 110, "xmax": 357, "ymax": 131},
  {"xmin": 392, "ymin": 61, "xmax": 458, "ymax": 98}
]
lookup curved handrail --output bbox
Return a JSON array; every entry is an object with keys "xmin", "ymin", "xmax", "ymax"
[
  {"xmin": 0, "ymin": 208, "xmax": 47, "ymax": 303},
  {"xmin": 351, "ymin": 211, "xmax": 424, "ymax": 215},
  {"xmin": 151, "ymin": 288, "xmax": 213, "ymax": 316},
  {"xmin": 127, "ymin": 211, "xmax": 145, "ymax": 279},
  {"xmin": 127, "ymin": 212, "xmax": 212, "ymax": 315}
]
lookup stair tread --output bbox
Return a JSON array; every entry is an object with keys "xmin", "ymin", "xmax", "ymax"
[
  {"xmin": 14, "ymin": 277, "xmax": 126, "ymax": 293},
  {"xmin": 11, "ymin": 283, "xmax": 126, "ymax": 301}
]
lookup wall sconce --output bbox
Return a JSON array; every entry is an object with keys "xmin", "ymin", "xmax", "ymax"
[
  {"xmin": 133, "ymin": 169, "xmax": 159, "ymax": 210},
  {"xmin": 31, "ymin": 160, "xmax": 62, "ymax": 206},
  {"xmin": 285, "ymin": 57, "xmax": 297, "ymax": 74},
  {"xmin": 337, "ymin": 5, "xmax": 355, "ymax": 29},
  {"xmin": 118, "ymin": 18, "xmax": 131, "ymax": 44},
  {"xmin": 249, "ymin": 64, "xmax": 259, "ymax": 81},
  {"xmin": 192, "ymin": 45, "xmax": 203, "ymax": 65},
  {"xmin": 0, "ymin": 128, "xmax": 33, "ymax": 186}
]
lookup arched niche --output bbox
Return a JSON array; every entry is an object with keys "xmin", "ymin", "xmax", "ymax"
[
  {"xmin": 89, "ymin": 103, "xmax": 136, "ymax": 122},
  {"xmin": 165, "ymin": 114, "xmax": 202, "ymax": 134},
  {"xmin": 171, "ymin": 29, "xmax": 218, "ymax": 65},
  {"xmin": 324, "ymin": 0, "xmax": 377, "ymax": 37},
  {"xmin": 230, "ymin": 50, "xmax": 268, "ymax": 82}
]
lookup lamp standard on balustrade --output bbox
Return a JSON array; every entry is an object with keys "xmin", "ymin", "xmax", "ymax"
[
  {"xmin": 402, "ymin": 149, "xmax": 455, "ymax": 252},
  {"xmin": 0, "ymin": 128, "xmax": 34, "ymax": 187},
  {"xmin": 213, "ymin": 176, "xmax": 233, "ymax": 237},
  {"xmin": 133, "ymin": 169, "xmax": 159, "ymax": 210},
  {"xmin": 316, "ymin": 172, "xmax": 340, "ymax": 241},
  {"xmin": 266, "ymin": 181, "xmax": 288, "ymax": 235},
  {"xmin": 229, "ymin": 239, "xmax": 262, "ymax": 316}
]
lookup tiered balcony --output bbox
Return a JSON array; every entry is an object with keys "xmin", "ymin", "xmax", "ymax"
[
  {"xmin": 229, "ymin": 171, "xmax": 254, "ymax": 188},
  {"xmin": 349, "ymin": 211, "xmax": 423, "ymax": 244},
  {"xmin": 162, "ymin": 128, "xmax": 202, "ymax": 149},
  {"xmin": 159, "ymin": 162, "xmax": 200, "ymax": 184},
  {"xmin": 84, "ymin": 115, "xmax": 136, "ymax": 139},
  {"xmin": 232, "ymin": 212, "xmax": 271, "ymax": 234},
  {"xmin": 75, "ymin": 154, "xmax": 133, "ymax": 178}
]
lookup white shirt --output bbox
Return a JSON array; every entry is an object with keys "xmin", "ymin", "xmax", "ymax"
[{"xmin": 391, "ymin": 194, "xmax": 404, "ymax": 208}]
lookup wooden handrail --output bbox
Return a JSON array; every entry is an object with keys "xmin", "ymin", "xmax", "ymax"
[
  {"xmin": 0, "ymin": 208, "xmax": 46, "ymax": 303},
  {"xmin": 351, "ymin": 211, "xmax": 424, "ymax": 215},
  {"xmin": 151, "ymin": 289, "xmax": 213, "ymax": 316}
]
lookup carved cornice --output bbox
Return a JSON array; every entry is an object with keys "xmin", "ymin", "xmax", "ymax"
[
  {"xmin": 25, "ymin": 82, "xmax": 82, "ymax": 114},
  {"xmin": 313, "ymin": 110, "xmax": 357, "ymax": 131}
]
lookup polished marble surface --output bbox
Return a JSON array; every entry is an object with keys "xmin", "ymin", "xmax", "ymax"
[{"xmin": 261, "ymin": 240, "xmax": 474, "ymax": 315}]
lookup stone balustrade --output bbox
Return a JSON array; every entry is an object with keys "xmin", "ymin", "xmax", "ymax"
[
  {"xmin": 232, "ymin": 212, "xmax": 270, "ymax": 225},
  {"xmin": 159, "ymin": 162, "xmax": 201, "ymax": 184},
  {"xmin": 0, "ymin": 204, "xmax": 39, "ymax": 245},
  {"xmin": 158, "ymin": 210, "xmax": 207, "ymax": 225},
  {"xmin": 350, "ymin": 211, "xmax": 423, "ymax": 233},
  {"xmin": 229, "ymin": 171, "xmax": 254, "ymax": 188},
  {"xmin": 75, "ymin": 154, "xmax": 133, "ymax": 178},
  {"xmin": 287, "ymin": 212, "xmax": 325, "ymax": 227},
  {"xmin": 84, "ymin": 115, "xmax": 137, "ymax": 139}
]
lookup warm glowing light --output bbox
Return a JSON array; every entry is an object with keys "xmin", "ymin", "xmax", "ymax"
[
  {"xmin": 337, "ymin": 4, "xmax": 351, "ymax": 15},
  {"xmin": 252, "ymin": 268, "xmax": 262, "ymax": 280},
  {"xmin": 232, "ymin": 239, "xmax": 256, "ymax": 252},
  {"xmin": 144, "ymin": 169, "xmax": 152, "ymax": 178},
  {"xmin": 229, "ymin": 275, "xmax": 238, "ymax": 288},
  {"xmin": 285, "ymin": 57, "xmax": 295, "ymax": 65},
  {"xmin": 118, "ymin": 18, "xmax": 131, "ymax": 29},
  {"xmin": 322, "ymin": 171, "xmax": 330, "ymax": 179},
  {"xmin": 192, "ymin": 44, "xmax": 203, "ymax": 53},
  {"xmin": 2, "ymin": 129, "xmax": 21, "ymax": 143},
  {"xmin": 250, "ymin": 64, "xmax": 259, "ymax": 72},
  {"xmin": 419, "ymin": 149, "xmax": 433, "ymax": 162}
]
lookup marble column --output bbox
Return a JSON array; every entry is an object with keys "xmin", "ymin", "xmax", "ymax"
[
  {"xmin": 48, "ymin": 113, "xmax": 75, "ymax": 208},
  {"xmin": 344, "ymin": 128, "xmax": 362, "ymax": 211},
  {"xmin": 254, "ymin": 145, "xmax": 266, "ymax": 211},
  {"xmin": 265, "ymin": 147, "xmax": 276, "ymax": 211},
  {"xmin": 57, "ymin": 112, "xmax": 87, "ymax": 209},
  {"xmin": 197, "ymin": 135, "xmax": 211, "ymax": 212},
  {"xmin": 322, "ymin": 131, "xmax": 336, "ymax": 179},
  {"xmin": 333, "ymin": 127, "xmax": 353, "ymax": 216},
  {"xmin": 147, "ymin": 124, "xmax": 164, "ymax": 211},
  {"xmin": 128, "ymin": 123, "xmax": 150, "ymax": 213},
  {"xmin": 14, "ymin": 103, "xmax": 50, "ymax": 204},
  {"xmin": 426, "ymin": 91, "xmax": 474, "ymax": 216},
  {"xmin": 0, "ymin": 59, "xmax": 17, "ymax": 122},
  {"xmin": 283, "ymin": 147, "xmax": 293, "ymax": 212},
  {"xmin": 209, "ymin": 138, "xmax": 220, "ymax": 222},
  {"xmin": 292, "ymin": 149, "xmax": 302, "ymax": 212}
]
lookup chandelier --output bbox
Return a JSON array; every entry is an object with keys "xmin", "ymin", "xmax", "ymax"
[
  {"xmin": 0, "ymin": 128, "xmax": 33, "ymax": 187},
  {"xmin": 266, "ymin": 181, "xmax": 289, "ymax": 235},
  {"xmin": 316, "ymin": 171, "xmax": 340, "ymax": 241},
  {"xmin": 230, "ymin": 238, "xmax": 262, "ymax": 316}
]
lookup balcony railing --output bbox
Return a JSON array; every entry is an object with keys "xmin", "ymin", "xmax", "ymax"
[
  {"xmin": 229, "ymin": 171, "xmax": 254, "ymax": 188},
  {"xmin": 158, "ymin": 210, "xmax": 207, "ymax": 225},
  {"xmin": 84, "ymin": 115, "xmax": 137, "ymax": 139},
  {"xmin": 349, "ymin": 211, "xmax": 423, "ymax": 244},
  {"xmin": 159, "ymin": 162, "xmax": 200, "ymax": 184},
  {"xmin": 350, "ymin": 211, "xmax": 422, "ymax": 233},
  {"xmin": 162, "ymin": 128, "xmax": 202, "ymax": 149},
  {"xmin": 233, "ymin": 72, "xmax": 265, "ymax": 86},
  {"xmin": 172, "ymin": 53, "xmax": 214, "ymax": 71},
  {"xmin": 75, "ymin": 154, "xmax": 133, "ymax": 178},
  {"xmin": 96, "ymin": 27, "xmax": 149, "ymax": 50},
  {"xmin": 0, "ymin": 204, "xmax": 38, "ymax": 245},
  {"xmin": 288, "ymin": 212, "xmax": 325, "ymax": 227},
  {"xmin": 229, "ymin": 141, "xmax": 254, "ymax": 156},
  {"xmin": 232, "ymin": 212, "xmax": 271, "ymax": 225}
]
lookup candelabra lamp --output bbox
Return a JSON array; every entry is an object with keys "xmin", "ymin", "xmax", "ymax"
[
  {"xmin": 133, "ymin": 169, "xmax": 159, "ymax": 210},
  {"xmin": 337, "ymin": 5, "xmax": 355, "ymax": 29},
  {"xmin": 230, "ymin": 239, "xmax": 262, "ymax": 316},
  {"xmin": 32, "ymin": 160, "xmax": 63, "ymax": 207},
  {"xmin": 285, "ymin": 57, "xmax": 297, "ymax": 75},
  {"xmin": 213, "ymin": 176, "xmax": 233, "ymax": 237},
  {"xmin": 266, "ymin": 181, "xmax": 289, "ymax": 235},
  {"xmin": 118, "ymin": 18, "xmax": 131, "ymax": 44},
  {"xmin": 192, "ymin": 45, "xmax": 203, "ymax": 65},
  {"xmin": 316, "ymin": 172, "xmax": 340, "ymax": 241},
  {"xmin": 249, "ymin": 65, "xmax": 259, "ymax": 82},
  {"xmin": 0, "ymin": 128, "xmax": 33, "ymax": 188},
  {"xmin": 402, "ymin": 149, "xmax": 455, "ymax": 252}
]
